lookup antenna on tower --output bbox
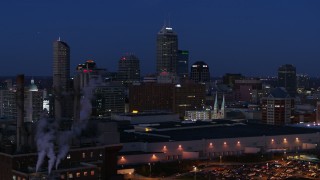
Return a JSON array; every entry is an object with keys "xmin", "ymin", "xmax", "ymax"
[
  {"xmin": 58, "ymin": 36, "xmax": 61, "ymax": 41},
  {"xmin": 168, "ymin": 13, "xmax": 171, "ymax": 27}
]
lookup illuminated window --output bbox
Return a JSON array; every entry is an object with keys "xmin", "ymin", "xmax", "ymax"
[
  {"xmin": 76, "ymin": 172, "xmax": 80, "ymax": 177},
  {"xmin": 67, "ymin": 154, "xmax": 71, "ymax": 159},
  {"xmin": 91, "ymin": 170, "xmax": 95, "ymax": 176},
  {"xmin": 68, "ymin": 173, "xmax": 73, "ymax": 179},
  {"xmin": 84, "ymin": 172, "xmax": 88, "ymax": 176},
  {"xmin": 82, "ymin": 152, "xmax": 86, "ymax": 158},
  {"xmin": 99, "ymin": 153, "xmax": 103, "ymax": 157}
]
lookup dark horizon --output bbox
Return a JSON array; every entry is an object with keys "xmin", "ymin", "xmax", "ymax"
[{"xmin": 0, "ymin": 0, "xmax": 319, "ymax": 77}]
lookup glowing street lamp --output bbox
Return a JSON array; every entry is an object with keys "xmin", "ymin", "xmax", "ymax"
[
  {"xmin": 148, "ymin": 163, "xmax": 152, "ymax": 177},
  {"xmin": 193, "ymin": 166, "xmax": 197, "ymax": 180}
]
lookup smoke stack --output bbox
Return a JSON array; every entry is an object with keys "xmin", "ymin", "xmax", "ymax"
[
  {"xmin": 53, "ymin": 74, "xmax": 62, "ymax": 120},
  {"xmin": 16, "ymin": 74, "xmax": 24, "ymax": 152}
]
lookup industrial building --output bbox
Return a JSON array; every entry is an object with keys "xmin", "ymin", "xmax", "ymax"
[{"xmin": 117, "ymin": 119, "xmax": 320, "ymax": 165}]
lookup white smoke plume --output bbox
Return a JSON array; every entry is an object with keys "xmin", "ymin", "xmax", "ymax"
[
  {"xmin": 55, "ymin": 131, "xmax": 72, "ymax": 170},
  {"xmin": 35, "ymin": 111, "xmax": 57, "ymax": 174},
  {"xmin": 55, "ymin": 79, "xmax": 99, "ymax": 169}
]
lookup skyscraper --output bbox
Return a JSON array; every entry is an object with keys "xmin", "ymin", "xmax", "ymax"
[
  {"xmin": 53, "ymin": 38, "xmax": 71, "ymax": 119},
  {"xmin": 278, "ymin": 64, "xmax": 296, "ymax": 97},
  {"xmin": 177, "ymin": 50, "xmax": 189, "ymax": 79},
  {"xmin": 156, "ymin": 26, "xmax": 178, "ymax": 74},
  {"xmin": 190, "ymin": 61, "xmax": 210, "ymax": 83},
  {"xmin": 118, "ymin": 54, "xmax": 140, "ymax": 83}
]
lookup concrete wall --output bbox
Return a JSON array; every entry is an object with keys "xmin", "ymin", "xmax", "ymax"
[
  {"xmin": 118, "ymin": 153, "xmax": 166, "ymax": 165},
  {"xmin": 119, "ymin": 132, "xmax": 320, "ymax": 165}
]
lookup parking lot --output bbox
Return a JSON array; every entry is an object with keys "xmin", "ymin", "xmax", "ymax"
[{"xmin": 177, "ymin": 159, "xmax": 320, "ymax": 180}]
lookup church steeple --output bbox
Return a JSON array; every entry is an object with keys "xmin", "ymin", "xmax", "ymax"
[
  {"xmin": 212, "ymin": 92, "xmax": 226, "ymax": 119},
  {"xmin": 213, "ymin": 92, "xmax": 218, "ymax": 119},
  {"xmin": 221, "ymin": 94, "xmax": 225, "ymax": 119}
]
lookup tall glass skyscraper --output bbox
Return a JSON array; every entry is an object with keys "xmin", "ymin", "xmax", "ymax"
[
  {"xmin": 177, "ymin": 50, "xmax": 189, "ymax": 78},
  {"xmin": 53, "ymin": 38, "xmax": 71, "ymax": 119},
  {"xmin": 156, "ymin": 26, "xmax": 178, "ymax": 74},
  {"xmin": 118, "ymin": 54, "xmax": 140, "ymax": 83},
  {"xmin": 190, "ymin": 61, "xmax": 210, "ymax": 83},
  {"xmin": 278, "ymin": 64, "xmax": 296, "ymax": 97}
]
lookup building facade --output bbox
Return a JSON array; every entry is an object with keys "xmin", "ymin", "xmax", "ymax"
[
  {"xmin": 190, "ymin": 61, "xmax": 210, "ymax": 83},
  {"xmin": 118, "ymin": 54, "xmax": 140, "ymax": 84},
  {"xmin": 222, "ymin": 73, "xmax": 244, "ymax": 87},
  {"xmin": 25, "ymin": 79, "xmax": 44, "ymax": 122},
  {"xmin": 53, "ymin": 38, "xmax": 72, "ymax": 120},
  {"xmin": 261, "ymin": 87, "xmax": 295, "ymax": 125},
  {"xmin": 92, "ymin": 83, "xmax": 126, "ymax": 118},
  {"xmin": 129, "ymin": 82, "xmax": 206, "ymax": 118},
  {"xmin": 234, "ymin": 79, "xmax": 262, "ymax": 103},
  {"xmin": 0, "ymin": 89, "xmax": 16, "ymax": 119},
  {"xmin": 297, "ymin": 74, "xmax": 310, "ymax": 89},
  {"xmin": 177, "ymin": 50, "xmax": 189, "ymax": 79}
]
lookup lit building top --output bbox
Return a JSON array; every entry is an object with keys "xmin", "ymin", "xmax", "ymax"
[
  {"xmin": 158, "ymin": 26, "xmax": 177, "ymax": 35},
  {"xmin": 28, "ymin": 79, "xmax": 38, "ymax": 92}
]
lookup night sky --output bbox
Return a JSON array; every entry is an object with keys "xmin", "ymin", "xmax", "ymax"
[{"xmin": 1, "ymin": 0, "xmax": 320, "ymax": 77}]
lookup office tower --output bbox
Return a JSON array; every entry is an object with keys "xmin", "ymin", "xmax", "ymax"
[
  {"xmin": 234, "ymin": 79, "xmax": 262, "ymax": 102},
  {"xmin": 177, "ymin": 50, "xmax": 189, "ymax": 79},
  {"xmin": 222, "ymin": 73, "xmax": 244, "ymax": 87},
  {"xmin": 0, "ymin": 88, "xmax": 16, "ymax": 119},
  {"xmin": 261, "ymin": 87, "xmax": 294, "ymax": 125},
  {"xmin": 25, "ymin": 79, "xmax": 44, "ymax": 123},
  {"xmin": 190, "ymin": 61, "xmax": 210, "ymax": 83},
  {"xmin": 297, "ymin": 74, "xmax": 310, "ymax": 89},
  {"xmin": 92, "ymin": 83, "xmax": 125, "ymax": 117},
  {"xmin": 74, "ymin": 60, "xmax": 125, "ymax": 119},
  {"xmin": 156, "ymin": 26, "xmax": 178, "ymax": 74},
  {"xmin": 74, "ymin": 60, "xmax": 101, "ymax": 121},
  {"xmin": 74, "ymin": 60, "xmax": 99, "ymax": 89},
  {"xmin": 53, "ymin": 38, "xmax": 71, "ymax": 120},
  {"xmin": 0, "ymin": 79, "xmax": 43, "ymax": 122},
  {"xmin": 129, "ymin": 82, "xmax": 205, "ymax": 118},
  {"xmin": 118, "ymin": 54, "xmax": 140, "ymax": 83},
  {"xmin": 278, "ymin": 64, "xmax": 297, "ymax": 97}
]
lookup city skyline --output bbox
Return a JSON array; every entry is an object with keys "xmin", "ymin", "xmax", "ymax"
[{"xmin": 0, "ymin": 0, "xmax": 320, "ymax": 77}]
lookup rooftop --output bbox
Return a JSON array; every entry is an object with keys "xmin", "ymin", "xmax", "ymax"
[{"xmin": 120, "ymin": 120, "xmax": 320, "ymax": 143}]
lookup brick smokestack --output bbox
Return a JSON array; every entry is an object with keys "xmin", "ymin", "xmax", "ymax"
[{"xmin": 16, "ymin": 74, "xmax": 24, "ymax": 152}]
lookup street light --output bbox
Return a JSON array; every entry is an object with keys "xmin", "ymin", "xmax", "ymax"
[
  {"xmin": 148, "ymin": 163, "xmax": 152, "ymax": 177},
  {"xmin": 193, "ymin": 166, "xmax": 197, "ymax": 180}
]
